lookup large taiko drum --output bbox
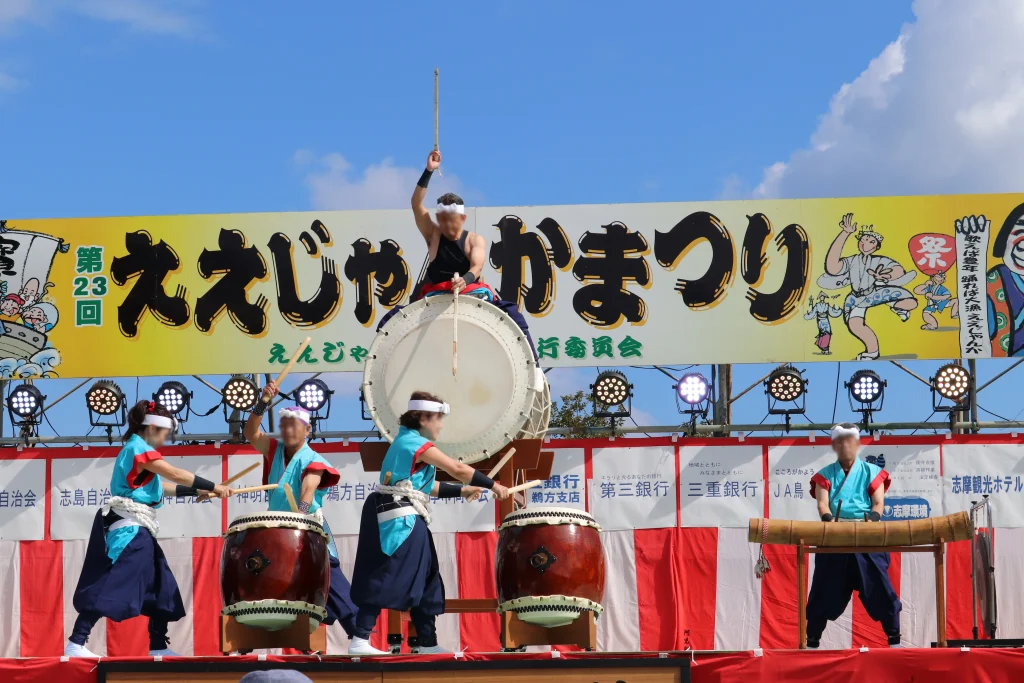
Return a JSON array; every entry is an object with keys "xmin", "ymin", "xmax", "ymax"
[
  {"xmin": 363, "ymin": 296, "xmax": 550, "ymax": 464},
  {"xmin": 221, "ymin": 512, "xmax": 330, "ymax": 632},
  {"xmin": 495, "ymin": 506, "xmax": 605, "ymax": 628}
]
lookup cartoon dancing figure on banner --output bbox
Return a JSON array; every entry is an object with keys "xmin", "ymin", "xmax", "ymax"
[
  {"xmin": 817, "ymin": 213, "xmax": 917, "ymax": 360},
  {"xmin": 804, "ymin": 292, "xmax": 843, "ymax": 355},
  {"xmin": 914, "ymin": 271, "xmax": 958, "ymax": 331},
  {"xmin": 988, "ymin": 204, "xmax": 1024, "ymax": 356}
]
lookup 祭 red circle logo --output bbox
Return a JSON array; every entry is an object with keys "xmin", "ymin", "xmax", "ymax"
[{"xmin": 908, "ymin": 233, "xmax": 955, "ymax": 277}]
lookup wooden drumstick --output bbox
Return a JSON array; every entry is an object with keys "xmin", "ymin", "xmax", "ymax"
[
  {"xmin": 504, "ymin": 480, "xmax": 543, "ymax": 495},
  {"xmin": 452, "ymin": 273, "xmax": 459, "ymax": 377},
  {"xmin": 263, "ymin": 337, "xmax": 312, "ymax": 404},
  {"xmin": 383, "ymin": 472, "xmax": 392, "ymax": 485},
  {"xmin": 231, "ymin": 484, "xmax": 278, "ymax": 496},
  {"xmin": 434, "ymin": 67, "xmax": 442, "ymax": 178},
  {"xmin": 222, "ymin": 462, "xmax": 260, "ymax": 487},
  {"xmin": 486, "ymin": 447, "xmax": 517, "ymax": 479},
  {"xmin": 282, "ymin": 483, "xmax": 299, "ymax": 512}
]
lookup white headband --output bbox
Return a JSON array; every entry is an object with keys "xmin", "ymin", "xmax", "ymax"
[
  {"xmin": 831, "ymin": 424, "xmax": 861, "ymax": 441},
  {"xmin": 278, "ymin": 407, "xmax": 311, "ymax": 425},
  {"xmin": 436, "ymin": 203, "xmax": 465, "ymax": 215},
  {"xmin": 408, "ymin": 399, "xmax": 450, "ymax": 415},
  {"xmin": 142, "ymin": 414, "xmax": 176, "ymax": 431}
]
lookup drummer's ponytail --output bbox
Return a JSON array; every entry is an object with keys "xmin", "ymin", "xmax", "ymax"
[
  {"xmin": 125, "ymin": 400, "xmax": 173, "ymax": 442},
  {"xmin": 400, "ymin": 390, "xmax": 445, "ymax": 430}
]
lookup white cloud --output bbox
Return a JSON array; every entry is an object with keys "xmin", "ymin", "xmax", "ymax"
[
  {"xmin": 297, "ymin": 151, "xmax": 478, "ymax": 211},
  {"xmin": 754, "ymin": 0, "xmax": 1024, "ymax": 199},
  {"xmin": 73, "ymin": 0, "xmax": 206, "ymax": 39}
]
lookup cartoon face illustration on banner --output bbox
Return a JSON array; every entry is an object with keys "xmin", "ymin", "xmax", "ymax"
[{"xmin": 908, "ymin": 233, "xmax": 955, "ymax": 277}]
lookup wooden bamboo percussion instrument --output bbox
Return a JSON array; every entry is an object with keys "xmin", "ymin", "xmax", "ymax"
[{"xmin": 748, "ymin": 511, "xmax": 972, "ymax": 547}]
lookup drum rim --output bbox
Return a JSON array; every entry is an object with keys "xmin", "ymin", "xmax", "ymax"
[
  {"xmin": 496, "ymin": 595, "xmax": 604, "ymax": 616},
  {"xmin": 362, "ymin": 296, "xmax": 540, "ymax": 463},
  {"xmin": 499, "ymin": 506, "xmax": 601, "ymax": 531},
  {"xmin": 222, "ymin": 599, "xmax": 327, "ymax": 622},
  {"xmin": 224, "ymin": 513, "xmax": 328, "ymax": 539}
]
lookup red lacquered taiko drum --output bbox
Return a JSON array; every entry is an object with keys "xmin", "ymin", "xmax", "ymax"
[
  {"xmin": 221, "ymin": 511, "xmax": 330, "ymax": 632},
  {"xmin": 495, "ymin": 506, "xmax": 605, "ymax": 627}
]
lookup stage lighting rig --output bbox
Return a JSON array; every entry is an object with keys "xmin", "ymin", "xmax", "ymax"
[
  {"xmin": 7, "ymin": 383, "xmax": 44, "ymax": 438},
  {"xmin": 846, "ymin": 369, "xmax": 886, "ymax": 431},
  {"xmin": 592, "ymin": 370, "xmax": 632, "ymax": 419}
]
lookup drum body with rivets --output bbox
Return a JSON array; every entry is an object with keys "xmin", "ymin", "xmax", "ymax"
[
  {"xmin": 363, "ymin": 296, "xmax": 549, "ymax": 464},
  {"xmin": 221, "ymin": 511, "xmax": 330, "ymax": 632},
  {"xmin": 495, "ymin": 506, "xmax": 605, "ymax": 628}
]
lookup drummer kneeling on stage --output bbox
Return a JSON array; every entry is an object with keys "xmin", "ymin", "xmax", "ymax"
[
  {"xmin": 806, "ymin": 423, "xmax": 903, "ymax": 649},
  {"xmin": 347, "ymin": 391, "xmax": 511, "ymax": 655},
  {"xmin": 243, "ymin": 382, "xmax": 359, "ymax": 639}
]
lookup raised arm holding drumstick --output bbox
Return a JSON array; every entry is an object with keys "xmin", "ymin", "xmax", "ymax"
[{"xmin": 240, "ymin": 347, "xmax": 360, "ymax": 641}]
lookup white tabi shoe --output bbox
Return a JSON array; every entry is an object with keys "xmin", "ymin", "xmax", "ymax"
[
  {"xmin": 64, "ymin": 642, "xmax": 100, "ymax": 658},
  {"xmin": 410, "ymin": 644, "xmax": 450, "ymax": 654},
  {"xmin": 149, "ymin": 648, "xmax": 182, "ymax": 657},
  {"xmin": 348, "ymin": 637, "xmax": 388, "ymax": 655}
]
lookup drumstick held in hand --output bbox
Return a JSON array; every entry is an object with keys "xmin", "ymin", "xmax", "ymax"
[
  {"xmin": 282, "ymin": 483, "xmax": 299, "ymax": 512},
  {"xmin": 452, "ymin": 273, "xmax": 459, "ymax": 377},
  {"xmin": 434, "ymin": 67, "xmax": 442, "ymax": 178},
  {"xmin": 486, "ymin": 447, "xmax": 517, "ymax": 479},
  {"xmin": 222, "ymin": 462, "xmax": 260, "ymax": 487},
  {"xmin": 231, "ymin": 484, "xmax": 278, "ymax": 496},
  {"xmin": 262, "ymin": 337, "xmax": 312, "ymax": 404},
  {"xmin": 504, "ymin": 480, "xmax": 544, "ymax": 495}
]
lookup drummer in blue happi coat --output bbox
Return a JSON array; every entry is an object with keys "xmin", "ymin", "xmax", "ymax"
[
  {"xmin": 347, "ymin": 391, "xmax": 511, "ymax": 655},
  {"xmin": 243, "ymin": 380, "xmax": 358, "ymax": 638},
  {"xmin": 65, "ymin": 401, "xmax": 233, "ymax": 658},
  {"xmin": 806, "ymin": 422, "xmax": 903, "ymax": 648}
]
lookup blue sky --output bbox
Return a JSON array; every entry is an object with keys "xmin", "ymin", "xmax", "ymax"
[{"xmin": 3, "ymin": 0, "xmax": 1024, "ymax": 439}]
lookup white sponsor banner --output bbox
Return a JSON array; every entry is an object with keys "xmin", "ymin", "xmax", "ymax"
[
  {"xmin": 858, "ymin": 443, "xmax": 941, "ymax": 520},
  {"xmin": 226, "ymin": 454, "xmax": 266, "ymax": 523},
  {"xmin": 156, "ymin": 456, "xmax": 222, "ymax": 538},
  {"xmin": 767, "ymin": 445, "xmax": 830, "ymax": 521},
  {"xmin": 526, "ymin": 448, "xmax": 586, "ymax": 510},
  {"xmin": 321, "ymin": 452, "xmax": 379, "ymax": 537},
  {"xmin": 0, "ymin": 459, "xmax": 45, "ymax": 540},
  {"xmin": 943, "ymin": 443, "xmax": 1024, "ymax": 527},
  {"xmin": 590, "ymin": 446, "xmax": 676, "ymax": 530},
  {"xmin": 51, "ymin": 458, "xmax": 114, "ymax": 540},
  {"xmin": 679, "ymin": 445, "xmax": 763, "ymax": 527}
]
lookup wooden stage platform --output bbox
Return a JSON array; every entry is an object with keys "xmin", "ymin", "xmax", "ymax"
[{"xmin": 5, "ymin": 647, "xmax": 1024, "ymax": 683}]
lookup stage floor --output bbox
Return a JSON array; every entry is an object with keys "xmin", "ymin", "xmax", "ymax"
[{"xmin": 4, "ymin": 648, "xmax": 1024, "ymax": 683}]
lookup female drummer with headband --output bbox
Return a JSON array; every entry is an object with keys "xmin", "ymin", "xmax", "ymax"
[
  {"xmin": 805, "ymin": 423, "xmax": 902, "ymax": 649},
  {"xmin": 347, "ymin": 391, "xmax": 511, "ymax": 655},
  {"xmin": 243, "ymin": 381, "xmax": 360, "ymax": 639},
  {"xmin": 65, "ymin": 401, "xmax": 233, "ymax": 658}
]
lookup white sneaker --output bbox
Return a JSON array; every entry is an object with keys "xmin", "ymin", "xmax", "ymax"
[
  {"xmin": 64, "ymin": 642, "xmax": 99, "ymax": 658},
  {"xmin": 149, "ymin": 648, "xmax": 181, "ymax": 657},
  {"xmin": 348, "ymin": 637, "xmax": 388, "ymax": 655},
  {"xmin": 411, "ymin": 644, "xmax": 450, "ymax": 654}
]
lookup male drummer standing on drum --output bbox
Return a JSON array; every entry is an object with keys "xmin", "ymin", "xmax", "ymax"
[
  {"xmin": 805, "ymin": 423, "xmax": 903, "ymax": 648},
  {"xmin": 242, "ymin": 382, "xmax": 359, "ymax": 640},
  {"xmin": 374, "ymin": 149, "xmax": 539, "ymax": 361}
]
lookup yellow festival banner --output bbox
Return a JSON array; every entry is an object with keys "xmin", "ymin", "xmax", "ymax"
[{"xmin": 3, "ymin": 192, "xmax": 1023, "ymax": 378}]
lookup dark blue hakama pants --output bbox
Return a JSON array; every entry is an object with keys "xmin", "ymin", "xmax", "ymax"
[
  {"xmin": 806, "ymin": 552, "xmax": 902, "ymax": 646},
  {"xmin": 350, "ymin": 493, "xmax": 445, "ymax": 646},
  {"xmin": 325, "ymin": 555, "xmax": 358, "ymax": 636},
  {"xmin": 70, "ymin": 510, "xmax": 186, "ymax": 650}
]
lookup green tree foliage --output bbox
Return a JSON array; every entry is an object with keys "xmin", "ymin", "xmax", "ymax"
[{"xmin": 548, "ymin": 390, "xmax": 606, "ymax": 438}]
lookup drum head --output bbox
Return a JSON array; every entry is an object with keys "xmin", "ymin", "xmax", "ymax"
[
  {"xmin": 500, "ymin": 506, "xmax": 601, "ymax": 530},
  {"xmin": 974, "ymin": 532, "xmax": 997, "ymax": 638},
  {"xmin": 364, "ymin": 296, "xmax": 544, "ymax": 463}
]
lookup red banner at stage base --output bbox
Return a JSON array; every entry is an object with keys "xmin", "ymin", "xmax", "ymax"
[{"xmin": 4, "ymin": 649, "xmax": 1024, "ymax": 683}]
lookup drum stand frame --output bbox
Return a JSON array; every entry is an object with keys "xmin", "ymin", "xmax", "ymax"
[
  {"xmin": 220, "ymin": 614, "xmax": 326, "ymax": 654},
  {"xmin": 970, "ymin": 496, "xmax": 996, "ymax": 641},
  {"xmin": 796, "ymin": 540, "xmax": 948, "ymax": 649}
]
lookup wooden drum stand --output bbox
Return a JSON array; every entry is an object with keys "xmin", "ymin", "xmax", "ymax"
[{"xmin": 360, "ymin": 440, "xmax": 597, "ymax": 652}]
